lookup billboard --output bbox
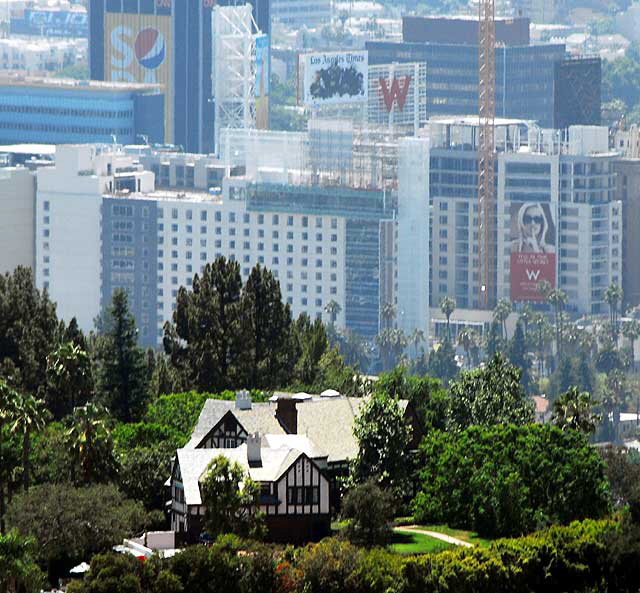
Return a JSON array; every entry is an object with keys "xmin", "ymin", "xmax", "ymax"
[
  {"xmin": 104, "ymin": 13, "xmax": 173, "ymax": 142},
  {"xmin": 510, "ymin": 201, "xmax": 556, "ymax": 301},
  {"xmin": 10, "ymin": 9, "xmax": 88, "ymax": 37},
  {"xmin": 255, "ymin": 34, "xmax": 269, "ymax": 129},
  {"xmin": 302, "ymin": 51, "xmax": 368, "ymax": 106}
]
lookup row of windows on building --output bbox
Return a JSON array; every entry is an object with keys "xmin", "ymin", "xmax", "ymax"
[
  {"xmin": 0, "ymin": 120, "xmax": 132, "ymax": 135},
  {"xmin": 0, "ymin": 103, "xmax": 133, "ymax": 119}
]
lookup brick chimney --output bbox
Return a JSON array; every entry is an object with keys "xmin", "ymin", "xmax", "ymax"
[
  {"xmin": 275, "ymin": 398, "xmax": 298, "ymax": 434},
  {"xmin": 247, "ymin": 432, "xmax": 262, "ymax": 467}
]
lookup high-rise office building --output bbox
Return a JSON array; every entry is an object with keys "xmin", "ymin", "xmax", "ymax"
[
  {"xmin": 428, "ymin": 118, "xmax": 621, "ymax": 315},
  {"xmin": 367, "ymin": 16, "xmax": 601, "ymax": 129},
  {"xmin": 89, "ymin": 0, "xmax": 269, "ymax": 154}
]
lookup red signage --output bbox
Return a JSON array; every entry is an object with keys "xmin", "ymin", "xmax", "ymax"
[
  {"xmin": 379, "ymin": 76, "xmax": 411, "ymax": 112},
  {"xmin": 510, "ymin": 252, "xmax": 556, "ymax": 300},
  {"xmin": 509, "ymin": 201, "xmax": 557, "ymax": 301}
]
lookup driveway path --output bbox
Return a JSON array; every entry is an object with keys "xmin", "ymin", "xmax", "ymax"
[{"xmin": 394, "ymin": 526, "xmax": 474, "ymax": 547}]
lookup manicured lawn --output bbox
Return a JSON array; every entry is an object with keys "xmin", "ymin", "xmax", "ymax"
[
  {"xmin": 389, "ymin": 531, "xmax": 454, "ymax": 555},
  {"xmin": 415, "ymin": 524, "xmax": 493, "ymax": 547}
]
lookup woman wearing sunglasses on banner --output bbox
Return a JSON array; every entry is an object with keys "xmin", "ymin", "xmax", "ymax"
[{"xmin": 511, "ymin": 202, "xmax": 555, "ymax": 254}]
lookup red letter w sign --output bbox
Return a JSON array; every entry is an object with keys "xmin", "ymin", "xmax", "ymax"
[{"xmin": 379, "ymin": 76, "xmax": 411, "ymax": 112}]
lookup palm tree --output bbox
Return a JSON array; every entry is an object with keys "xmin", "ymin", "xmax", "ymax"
[
  {"xmin": 46, "ymin": 341, "xmax": 93, "ymax": 420},
  {"xmin": 468, "ymin": 329, "xmax": 481, "ymax": 367},
  {"xmin": 605, "ymin": 284, "xmax": 624, "ymax": 340},
  {"xmin": 375, "ymin": 328, "xmax": 407, "ymax": 371},
  {"xmin": 10, "ymin": 395, "xmax": 49, "ymax": 492},
  {"xmin": 623, "ymin": 319, "xmax": 640, "ymax": 370},
  {"xmin": 547, "ymin": 288, "xmax": 568, "ymax": 357},
  {"xmin": 457, "ymin": 327, "xmax": 473, "ymax": 369},
  {"xmin": 551, "ymin": 386, "xmax": 601, "ymax": 435},
  {"xmin": 531, "ymin": 313, "xmax": 552, "ymax": 378},
  {"xmin": 603, "ymin": 369, "xmax": 629, "ymax": 443},
  {"xmin": 439, "ymin": 296, "xmax": 456, "ymax": 341},
  {"xmin": 410, "ymin": 328, "xmax": 425, "ymax": 359},
  {"xmin": 493, "ymin": 298, "xmax": 512, "ymax": 341},
  {"xmin": 324, "ymin": 299, "xmax": 342, "ymax": 326},
  {"xmin": 520, "ymin": 304, "xmax": 533, "ymax": 337},
  {"xmin": 381, "ymin": 302, "xmax": 397, "ymax": 330},
  {"xmin": 65, "ymin": 403, "xmax": 116, "ymax": 485},
  {"xmin": 0, "ymin": 379, "xmax": 19, "ymax": 534}
]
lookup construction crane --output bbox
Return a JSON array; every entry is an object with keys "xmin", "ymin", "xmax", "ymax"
[{"xmin": 477, "ymin": 0, "xmax": 496, "ymax": 309}]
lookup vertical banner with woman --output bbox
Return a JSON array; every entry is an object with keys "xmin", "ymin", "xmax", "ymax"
[{"xmin": 510, "ymin": 201, "xmax": 556, "ymax": 301}]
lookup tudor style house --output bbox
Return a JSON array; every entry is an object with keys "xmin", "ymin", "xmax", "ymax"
[{"xmin": 168, "ymin": 391, "xmax": 422, "ymax": 544}]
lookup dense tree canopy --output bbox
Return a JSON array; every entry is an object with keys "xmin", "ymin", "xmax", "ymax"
[
  {"xmin": 95, "ymin": 289, "xmax": 149, "ymax": 423},
  {"xmin": 447, "ymin": 353, "xmax": 534, "ymax": 432},
  {"xmin": 351, "ymin": 392, "xmax": 412, "ymax": 494},
  {"xmin": 0, "ymin": 267, "xmax": 60, "ymax": 394},
  {"xmin": 413, "ymin": 424, "xmax": 610, "ymax": 537},
  {"xmin": 200, "ymin": 455, "xmax": 264, "ymax": 540},
  {"xmin": 6, "ymin": 483, "xmax": 151, "ymax": 583}
]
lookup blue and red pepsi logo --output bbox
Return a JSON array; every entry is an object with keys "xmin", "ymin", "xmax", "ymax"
[{"xmin": 134, "ymin": 28, "xmax": 165, "ymax": 70}]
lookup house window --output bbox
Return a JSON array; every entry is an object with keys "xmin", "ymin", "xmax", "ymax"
[{"xmin": 287, "ymin": 486, "xmax": 319, "ymax": 505}]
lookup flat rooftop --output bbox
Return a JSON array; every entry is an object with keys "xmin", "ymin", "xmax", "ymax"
[
  {"xmin": 105, "ymin": 189, "xmax": 223, "ymax": 204},
  {"xmin": 0, "ymin": 143, "xmax": 56, "ymax": 156},
  {"xmin": 0, "ymin": 75, "xmax": 161, "ymax": 93}
]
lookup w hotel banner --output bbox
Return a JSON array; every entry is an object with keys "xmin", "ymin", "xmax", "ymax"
[
  {"xmin": 104, "ymin": 12, "xmax": 173, "ymax": 142},
  {"xmin": 509, "ymin": 202, "xmax": 556, "ymax": 301}
]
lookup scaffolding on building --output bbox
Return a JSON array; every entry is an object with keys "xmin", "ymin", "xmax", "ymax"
[{"xmin": 212, "ymin": 5, "xmax": 258, "ymax": 156}]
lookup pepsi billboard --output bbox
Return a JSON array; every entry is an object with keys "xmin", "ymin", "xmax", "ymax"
[
  {"xmin": 11, "ymin": 10, "xmax": 88, "ymax": 38},
  {"xmin": 104, "ymin": 13, "xmax": 173, "ymax": 142}
]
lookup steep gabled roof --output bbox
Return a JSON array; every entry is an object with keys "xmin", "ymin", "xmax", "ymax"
[
  {"xmin": 175, "ymin": 443, "xmax": 308, "ymax": 506},
  {"xmin": 185, "ymin": 395, "xmax": 411, "ymax": 464},
  {"xmin": 185, "ymin": 400, "xmax": 286, "ymax": 448}
]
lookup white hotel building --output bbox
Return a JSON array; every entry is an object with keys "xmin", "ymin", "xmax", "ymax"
[{"xmin": 35, "ymin": 134, "xmax": 430, "ymax": 348}]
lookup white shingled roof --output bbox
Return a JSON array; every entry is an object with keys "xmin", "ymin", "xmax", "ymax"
[{"xmin": 176, "ymin": 442, "xmax": 305, "ymax": 506}]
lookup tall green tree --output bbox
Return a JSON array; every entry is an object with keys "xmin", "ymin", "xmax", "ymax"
[
  {"xmin": 457, "ymin": 327, "xmax": 474, "ymax": 369},
  {"xmin": 0, "ymin": 267, "xmax": 60, "ymax": 394},
  {"xmin": 45, "ymin": 341, "xmax": 93, "ymax": 420},
  {"xmin": 508, "ymin": 321, "xmax": 531, "ymax": 391},
  {"xmin": 547, "ymin": 288, "xmax": 568, "ymax": 358},
  {"xmin": 623, "ymin": 319, "xmax": 640, "ymax": 369},
  {"xmin": 324, "ymin": 299, "xmax": 342, "ymax": 326},
  {"xmin": 374, "ymin": 367, "xmax": 448, "ymax": 432},
  {"xmin": 426, "ymin": 338, "xmax": 458, "ymax": 384},
  {"xmin": 485, "ymin": 319, "xmax": 505, "ymax": 358},
  {"xmin": 439, "ymin": 297, "xmax": 456, "ymax": 341},
  {"xmin": 10, "ymin": 394, "xmax": 48, "ymax": 492},
  {"xmin": 381, "ymin": 302, "xmax": 397, "ymax": 330},
  {"xmin": 605, "ymin": 284, "xmax": 624, "ymax": 340},
  {"xmin": 164, "ymin": 257, "xmax": 244, "ymax": 392},
  {"xmin": 0, "ymin": 379, "xmax": 18, "ymax": 534},
  {"xmin": 291, "ymin": 314, "xmax": 329, "ymax": 386},
  {"xmin": 241, "ymin": 264, "xmax": 294, "ymax": 388},
  {"xmin": 65, "ymin": 403, "xmax": 117, "ymax": 485},
  {"xmin": 200, "ymin": 455, "xmax": 264, "ymax": 539},
  {"xmin": 96, "ymin": 289, "xmax": 148, "ymax": 422},
  {"xmin": 376, "ymin": 328, "xmax": 407, "ymax": 371},
  {"xmin": 351, "ymin": 391, "xmax": 412, "ymax": 495},
  {"xmin": 552, "ymin": 387, "xmax": 601, "ymax": 435},
  {"xmin": 493, "ymin": 298, "xmax": 512, "ymax": 340},
  {"xmin": 447, "ymin": 353, "xmax": 534, "ymax": 432}
]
